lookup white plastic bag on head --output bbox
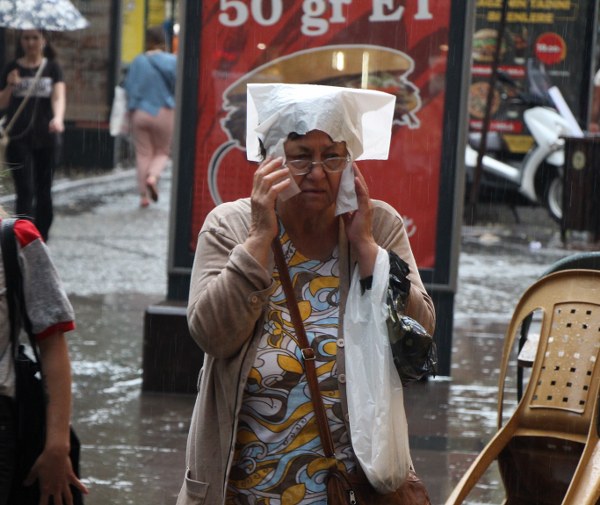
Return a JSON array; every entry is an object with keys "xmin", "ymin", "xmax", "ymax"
[{"xmin": 344, "ymin": 246, "xmax": 412, "ymax": 493}]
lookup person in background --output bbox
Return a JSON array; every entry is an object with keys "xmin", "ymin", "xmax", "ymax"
[
  {"xmin": 124, "ymin": 25, "xmax": 177, "ymax": 208},
  {"xmin": 0, "ymin": 29, "xmax": 66, "ymax": 242},
  {"xmin": 0, "ymin": 208, "xmax": 88, "ymax": 504},
  {"xmin": 176, "ymin": 84, "xmax": 435, "ymax": 504}
]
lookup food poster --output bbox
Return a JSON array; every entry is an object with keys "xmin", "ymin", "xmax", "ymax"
[
  {"xmin": 191, "ymin": 1, "xmax": 453, "ymax": 269},
  {"xmin": 469, "ymin": 0, "xmax": 595, "ymax": 154}
]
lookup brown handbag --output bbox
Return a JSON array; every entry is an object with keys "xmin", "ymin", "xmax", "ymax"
[{"xmin": 272, "ymin": 239, "xmax": 431, "ymax": 505}]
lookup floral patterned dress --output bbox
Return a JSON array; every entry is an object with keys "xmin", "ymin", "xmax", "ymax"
[{"xmin": 226, "ymin": 232, "xmax": 356, "ymax": 505}]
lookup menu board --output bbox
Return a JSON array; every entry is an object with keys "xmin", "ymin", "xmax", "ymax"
[
  {"xmin": 190, "ymin": 1, "xmax": 453, "ymax": 268},
  {"xmin": 469, "ymin": 0, "xmax": 595, "ymax": 154}
]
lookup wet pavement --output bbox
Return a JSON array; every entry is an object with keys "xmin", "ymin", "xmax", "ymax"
[{"xmin": 2, "ymin": 168, "xmax": 580, "ymax": 504}]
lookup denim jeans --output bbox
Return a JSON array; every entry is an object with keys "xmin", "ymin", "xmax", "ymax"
[{"xmin": 0, "ymin": 395, "xmax": 15, "ymax": 505}]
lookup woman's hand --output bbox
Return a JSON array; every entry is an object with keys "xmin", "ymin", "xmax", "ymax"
[
  {"xmin": 244, "ymin": 156, "xmax": 291, "ymax": 266},
  {"xmin": 50, "ymin": 82, "xmax": 66, "ymax": 134},
  {"xmin": 49, "ymin": 117, "xmax": 65, "ymax": 133},
  {"xmin": 24, "ymin": 446, "xmax": 88, "ymax": 505},
  {"xmin": 342, "ymin": 163, "xmax": 378, "ymax": 278},
  {"xmin": 6, "ymin": 69, "xmax": 20, "ymax": 88},
  {"xmin": 0, "ymin": 69, "xmax": 20, "ymax": 109}
]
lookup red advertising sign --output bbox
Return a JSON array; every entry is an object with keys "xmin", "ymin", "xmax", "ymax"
[{"xmin": 191, "ymin": 1, "xmax": 451, "ymax": 268}]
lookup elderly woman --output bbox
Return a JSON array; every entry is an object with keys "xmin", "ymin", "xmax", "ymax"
[{"xmin": 177, "ymin": 84, "xmax": 435, "ymax": 505}]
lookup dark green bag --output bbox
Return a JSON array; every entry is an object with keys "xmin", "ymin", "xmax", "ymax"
[{"xmin": 386, "ymin": 251, "xmax": 438, "ymax": 385}]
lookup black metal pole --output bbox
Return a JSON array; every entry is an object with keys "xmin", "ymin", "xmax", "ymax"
[{"xmin": 466, "ymin": 0, "xmax": 510, "ymax": 224}]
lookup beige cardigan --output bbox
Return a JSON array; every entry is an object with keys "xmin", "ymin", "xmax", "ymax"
[{"xmin": 177, "ymin": 197, "xmax": 435, "ymax": 505}]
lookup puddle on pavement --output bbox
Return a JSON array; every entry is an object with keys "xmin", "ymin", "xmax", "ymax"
[{"xmin": 67, "ymin": 293, "xmax": 194, "ymax": 505}]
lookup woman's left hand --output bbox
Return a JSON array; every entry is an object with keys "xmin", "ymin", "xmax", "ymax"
[
  {"xmin": 49, "ymin": 117, "xmax": 64, "ymax": 133},
  {"xmin": 24, "ymin": 446, "xmax": 89, "ymax": 505},
  {"xmin": 342, "ymin": 163, "xmax": 378, "ymax": 277}
]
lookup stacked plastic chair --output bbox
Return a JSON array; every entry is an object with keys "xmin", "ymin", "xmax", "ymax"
[{"xmin": 446, "ymin": 255, "xmax": 600, "ymax": 505}]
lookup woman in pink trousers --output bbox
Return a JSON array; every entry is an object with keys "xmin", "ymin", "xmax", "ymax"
[{"xmin": 124, "ymin": 26, "xmax": 177, "ymax": 207}]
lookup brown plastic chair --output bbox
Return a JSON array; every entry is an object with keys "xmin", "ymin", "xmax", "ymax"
[
  {"xmin": 516, "ymin": 252, "xmax": 600, "ymax": 400},
  {"xmin": 445, "ymin": 269, "xmax": 600, "ymax": 505}
]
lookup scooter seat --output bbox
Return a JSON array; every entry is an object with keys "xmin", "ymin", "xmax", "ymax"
[{"xmin": 468, "ymin": 132, "xmax": 504, "ymax": 152}]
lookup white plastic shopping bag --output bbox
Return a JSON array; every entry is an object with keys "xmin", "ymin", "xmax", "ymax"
[
  {"xmin": 109, "ymin": 85, "xmax": 128, "ymax": 137},
  {"xmin": 344, "ymin": 246, "xmax": 412, "ymax": 493}
]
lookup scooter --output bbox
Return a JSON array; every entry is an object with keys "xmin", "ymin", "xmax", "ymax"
[{"xmin": 465, "ymin": 63, "xmax": 573, "ymax": 222}]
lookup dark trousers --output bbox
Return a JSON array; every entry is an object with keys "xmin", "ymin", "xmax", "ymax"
[
  {"xmin": 7, "ymin": 137, "xmax": 60, "ymax": 242},
  {"xmin": 0, "ymin": 396, "xmax": 16, "ymax": 505}
]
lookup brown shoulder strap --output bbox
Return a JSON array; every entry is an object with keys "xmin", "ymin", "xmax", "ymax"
[{"xmin": 271, "ymin": 237, "xmax": 337, "ymax": 458}]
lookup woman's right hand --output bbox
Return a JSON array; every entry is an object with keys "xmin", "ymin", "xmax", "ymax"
[
  {"xmin": 244, "ymin": 156, "xmax": 290, "ymax": 266},
  {"xmin": 6, "ymin": 69, "xmax": 20, "ymax": 89},
  {"xmin": 24, "ymin": 447, "xmax": 89, "ymax": 505}
]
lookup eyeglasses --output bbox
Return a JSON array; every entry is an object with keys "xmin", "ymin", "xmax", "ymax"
[{"xmin": 284, "ymin": 156, "xmax": 350, "ymax": 175}]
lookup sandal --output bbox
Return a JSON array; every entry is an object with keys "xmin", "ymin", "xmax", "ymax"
[{"xmin": 146, "ymin": 177, "xmax": 159, "ymax": 202}]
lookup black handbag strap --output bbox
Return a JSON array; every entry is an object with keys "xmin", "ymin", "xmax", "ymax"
[
  {"xmin": 1, "ymin": 219, "xmax": 39, "ymax": 360},
  {"xmin": 1, "ymin": 218, "xmax": 20, "ymax": 347}
]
